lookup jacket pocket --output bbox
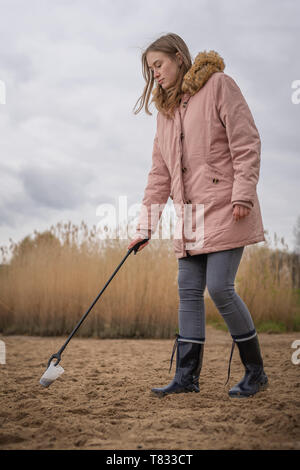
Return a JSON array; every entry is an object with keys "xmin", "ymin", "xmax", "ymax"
[{"xmin": 204, "ymin": 165, "xmax": 233, "ymax": 202}]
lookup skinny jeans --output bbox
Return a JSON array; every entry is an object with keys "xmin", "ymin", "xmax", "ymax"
[{"xmin": 178, "ymin": 247, "xmax": 256, "ymax": 343}]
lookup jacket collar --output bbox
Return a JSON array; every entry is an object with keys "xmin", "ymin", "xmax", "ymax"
[{"xmin": 181, "ymin": 50, "xmax": 225, "ymax": 97}]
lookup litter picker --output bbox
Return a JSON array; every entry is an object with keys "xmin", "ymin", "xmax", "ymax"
[{"xmin": 39, "ymin": 238, "xmax": 149, "ymax": 387}]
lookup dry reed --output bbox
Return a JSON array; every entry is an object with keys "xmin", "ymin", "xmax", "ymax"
[{"xmin": 0, "ymin": 222, "xmax": 299, "ymax": 337}]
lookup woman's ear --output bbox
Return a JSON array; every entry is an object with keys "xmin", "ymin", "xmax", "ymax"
[{"xmin": 176, "ymin": 52, "xmax": 183, "ymax": 67}]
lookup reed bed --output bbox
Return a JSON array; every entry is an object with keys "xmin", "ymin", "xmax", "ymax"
[{"xmin": 0, "ymin": 222, "xmax": 299, "ymax": 337}]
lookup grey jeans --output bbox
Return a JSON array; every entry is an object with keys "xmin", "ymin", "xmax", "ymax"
[{"xmin": 178, "ymin": 247, "xmax": 256, "ymax": 343}]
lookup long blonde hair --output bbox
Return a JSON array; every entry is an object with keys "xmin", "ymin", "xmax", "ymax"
[{"xmin": 133, "ymin": 33, "xmax": 192, "ymax": 119}]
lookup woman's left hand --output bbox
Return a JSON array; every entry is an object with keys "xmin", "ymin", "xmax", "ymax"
[{"xmin": 232, "ymin": 204, "xmax": 251, "ymax": 222}]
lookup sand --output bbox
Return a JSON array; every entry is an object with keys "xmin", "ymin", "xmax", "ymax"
[{"xmin": 0, "ymin": 326, "xmax": 299, "ymax": 450}]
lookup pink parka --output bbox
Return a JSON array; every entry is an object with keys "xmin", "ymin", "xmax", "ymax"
[{"xmin": 135, "ymin": 50, "xmax": 265, "ymax": 259}]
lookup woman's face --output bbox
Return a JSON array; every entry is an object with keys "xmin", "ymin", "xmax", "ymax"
[{"xmin": 146, "ymin": 51, "xmax": 182, "ymax": 90}]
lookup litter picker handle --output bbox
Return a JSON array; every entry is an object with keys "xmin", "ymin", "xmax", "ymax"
[
  {"xmin": 47, "ymin": 238, "xmax": 149, "ymax": 368},
  {"xmin": 129, "ymin": 237, "xmax": 150, "ymax": 255}
]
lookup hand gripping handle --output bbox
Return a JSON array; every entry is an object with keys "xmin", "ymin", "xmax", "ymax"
[{"xmin": 130, "ymin": 238, "xmax": 149, "ymax": 255}]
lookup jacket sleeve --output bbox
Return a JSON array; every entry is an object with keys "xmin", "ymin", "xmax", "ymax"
[
  {"xmin": 134, "ymin": 128, "xmax": 171, "ymax": 239},
  {"xmin": 214, "ymin": 73, "xmax": 261, "ymax": 208}
]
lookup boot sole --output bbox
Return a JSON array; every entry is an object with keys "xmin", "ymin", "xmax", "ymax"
[
  {"xmin": 151, "ymin": 388, "xmax": 200, "ymax": 398},
  {"xmin": 228, "ymin": 381, "xmax": 269, "ymax": 398}
]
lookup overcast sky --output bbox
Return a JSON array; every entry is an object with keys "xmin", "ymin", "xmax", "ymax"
[{"xmin": 0, "ymin": 0, "xmax": 299, "ymax": 255}]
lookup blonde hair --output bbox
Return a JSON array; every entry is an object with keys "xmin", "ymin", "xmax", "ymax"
[{"xmin": 133, "ymin": 33, "xmax": 192, "ymax": 119}]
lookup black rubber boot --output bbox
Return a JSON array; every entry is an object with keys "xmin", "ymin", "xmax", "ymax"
[
  {"xmin": 151, "ymin": 335, "xmax": 204, "ymax": 397},
  {"xmin": 228, "ymin": 335, "xmax": 268, "ymax": 398}
]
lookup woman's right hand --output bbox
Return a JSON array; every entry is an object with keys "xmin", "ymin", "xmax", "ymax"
[{"xmin": 127, "ymin": 237, "xmax": 150, "ymax": 253}]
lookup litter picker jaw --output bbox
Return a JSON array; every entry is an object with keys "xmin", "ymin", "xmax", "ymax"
[
  {"xmin": 47, "ymin": 352, "xmax": 61, "ymax": 368},
  {"xmin": 39, "ymin": 238, "xmax": 149, "ymax": 387}
]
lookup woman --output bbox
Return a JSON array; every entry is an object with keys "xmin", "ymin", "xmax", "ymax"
[{"xmin": 127, "ymin": 33, "xmax": 268, "ymax": 398}]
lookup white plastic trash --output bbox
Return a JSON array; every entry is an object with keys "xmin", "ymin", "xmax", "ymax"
[{"xmin": 39, "ymin": 362, "xmax": 64, "ymax": 387}]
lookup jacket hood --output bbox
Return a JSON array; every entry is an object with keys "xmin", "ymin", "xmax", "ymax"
[{"xmin": 181, "ymin": 50, "xmax": 225, "ymax": 96}]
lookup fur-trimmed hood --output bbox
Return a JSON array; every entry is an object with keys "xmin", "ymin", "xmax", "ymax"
[{"xmin": 181, "ymin": 50, "xmax": 225, "ymax": 96}]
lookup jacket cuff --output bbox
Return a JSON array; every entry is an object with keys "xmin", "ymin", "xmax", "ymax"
[{"xmin": 232, "ymin": 200, "xmax": 253, "ymax": 210}]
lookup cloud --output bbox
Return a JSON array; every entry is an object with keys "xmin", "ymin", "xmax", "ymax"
[{"xmin": 0, "ymin": 0, "xmax": 299, "ymax": 252}]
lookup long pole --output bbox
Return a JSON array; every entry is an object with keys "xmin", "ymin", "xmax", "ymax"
[{"xmin": 47, "ymin": 238, "xmax": 149, "ymax": 367}]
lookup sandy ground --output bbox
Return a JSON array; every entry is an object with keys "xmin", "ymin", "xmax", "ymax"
[{"xmin": 0, "ymin": 326, "xmax": 300, "ymax": 450}]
